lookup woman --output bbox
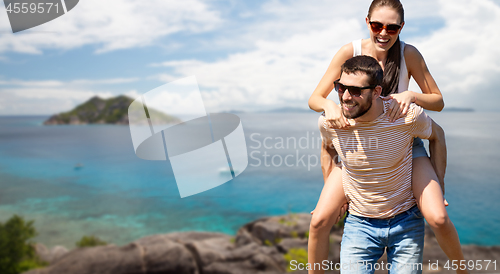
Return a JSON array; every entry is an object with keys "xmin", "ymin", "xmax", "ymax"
[{"xmin": 307, "ymin": 0, "xmax": 467, "ymax": 273}]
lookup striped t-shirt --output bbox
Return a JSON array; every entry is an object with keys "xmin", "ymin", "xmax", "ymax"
[{"xmin": 319, "ymin": 100, "xmax": 432, "ymax": 218}]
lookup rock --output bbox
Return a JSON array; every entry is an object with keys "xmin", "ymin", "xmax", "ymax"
[
  {"xmin": 163, "ymin": 231, "xmax": 228, "ymax": 244},
  {"xmin": 49, "ymin": 245, "xmax": 69, "ymax": 263},
  {"xmin": 134, "ymin": 234, "xmax": 199, "ymax": 274},
  {"xmin": 177, "ymin": 232, "xmax": 284, "ymax": 274},
  {"xmin": 235, "ymin": 226, "xmax": 255, "ymax": 247},
  {"xmin": 22, "ymin": 214, "xmax": 500, "ymax": 274},
  {"xmin": 34, "ymin": 243, "xmax": 68, "ymax": 264},
  {"xmin": 28, "ymin": 239, "xmax": 197, "ymax": 274},
  {"xmin": 276, "ymin": 238, "xmax": 308, "ymax": 254},
  {"xmin": 33, "ymin": 243, "xmax": 49, "ymax": 262},
  {"xmin": 196, "ymin": 242, "xmax": 284, "ymax": 274},
  {"xmin": 27, "ymin": 231, "xmax": 285, "ymax": 274},
  {"xmin": 22, "ymin": 270, "xmax": 44, "ymax": 274},
  {"xmin": 236, "ymin": 213, "xmax": 313, "ymax": 246}
]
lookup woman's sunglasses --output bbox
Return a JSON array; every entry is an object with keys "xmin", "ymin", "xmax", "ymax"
[
  {"xmin": 334, "ymin": 79, "xmax": 377, "ymax": 97},
  {"xmin": 369, "ymin": 21, "xmax": 401, "ymax": 35}
]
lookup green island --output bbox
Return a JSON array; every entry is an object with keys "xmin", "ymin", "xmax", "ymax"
[{"xmin": 43, "ymin": 95, "xmax": 180, "ymax": 125}]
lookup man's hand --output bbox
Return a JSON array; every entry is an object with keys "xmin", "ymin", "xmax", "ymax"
[{"xmin": 311, "ymin": 203, "xmax": 349, "ymax": 224}]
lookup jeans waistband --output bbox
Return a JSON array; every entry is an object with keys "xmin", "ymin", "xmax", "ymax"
[{"xmin": 348, "ymin": 205, "xmax": 419, "ymax": 223}]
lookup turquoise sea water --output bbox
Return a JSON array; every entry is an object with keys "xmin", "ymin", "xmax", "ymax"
[{"xmin": 0, "ymin": 112, "xmax": 499, "ymax": 248}]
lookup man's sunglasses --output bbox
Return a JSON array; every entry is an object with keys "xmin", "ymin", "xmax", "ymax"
[
  {"xmin": 369, "ymin": 21, "xmax": 401, "ymax": 35},
  {"xmin": 334, "ymin": 79, "xmax": 377, "ymax": 97}
]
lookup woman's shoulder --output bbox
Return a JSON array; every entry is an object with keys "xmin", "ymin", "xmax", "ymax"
[
  {"xmin": 402, "ymin": 43, "xmax": 430, "ymax": 76},
  {"xmin": 329, "ymin": 42, "xmax": 355, "ymax": 65},
  {"xmin": 338, "ymin": 42, "xmax": 355, "ymax": 57},
  {"xmin": 360, "ymin": 38, "xmax": 371, "ymax": 48},
  {"xmin": 403, "ymin": 43, "xmax": 424, "ymax": 61},
  {"xmin": 337, "ymin": 39, "xmax": 368, "ymax": 58}
]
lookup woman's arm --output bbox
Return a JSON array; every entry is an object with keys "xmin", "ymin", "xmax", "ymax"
[
  {"xmin": 384, "ymin": 44, "xmax": 445, "ymax": 122},
  {"xmin": 308, "ymin": 43, "xmax": 353, "ymax": 128},
  {"xmin": 405, "ymin": 44, "xmax": 444, "ymax": 111}
]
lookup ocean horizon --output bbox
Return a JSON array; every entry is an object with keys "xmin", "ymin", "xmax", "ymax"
[{"xmin": 0, "ymin": 111, "xmax": 499, "ymax": 248}]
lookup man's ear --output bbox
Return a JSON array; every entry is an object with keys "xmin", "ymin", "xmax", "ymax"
[
  {"xmin": 365, "ymin": 17, "xmax": 370, "ymax": 28},
  {"xmin": 373, "ymin": 85, "xmax": 382, "ymax": 100}
]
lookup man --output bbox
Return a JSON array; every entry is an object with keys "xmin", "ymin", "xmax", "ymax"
[{"xmin": 309, "ymin": 55, "xmax": 446, "ymax": 273}]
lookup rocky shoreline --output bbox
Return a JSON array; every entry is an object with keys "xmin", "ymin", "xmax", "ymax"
[{"xmin": 24, "ymin": 214, "xmax": 499, "ymax": 274}]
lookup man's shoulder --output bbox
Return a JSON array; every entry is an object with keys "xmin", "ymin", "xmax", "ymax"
[
  {"xmin": 380, "ymin": 99, "xmax": 423, "ymax": 124},
  {"xmin": 318, "ymin": 114, "xmax": 339, "ymax": 139},
  {"xmin": 405, "ymin": 103, "xmax": 425, "ymax": 122},
  {"xmin": 318, "ymin": 114, "xmax": 331, "ymax": 133},
  {"xmin": 318, "ymin": 113, "xmax": 327, "ymax": 126}
]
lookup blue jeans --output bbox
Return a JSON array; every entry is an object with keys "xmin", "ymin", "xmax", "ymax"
[
  {"xmin": 340, "ymin": 205, "xmax": 425, "ymax": 274},
  {"xmin": 412, "ymin": 137, "xmax": 428, "ymax": 158}
]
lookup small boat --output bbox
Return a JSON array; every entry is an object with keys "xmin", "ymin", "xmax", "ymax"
[{"xmin": 74, "ymin": 163, "xmax": 84, "ymax": 170}]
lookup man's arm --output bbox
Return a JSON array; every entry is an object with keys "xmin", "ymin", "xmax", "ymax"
[
  {"xmin": 321, "ymin": 139, "xmax": 341, "ymax": 183},
  {"xmin": 317, "ymin": 123, "xmax": 348, "ymax": 220},
  {"xmin": 428, "ymin": 119, "xmax": 447, "ymax": 193}
]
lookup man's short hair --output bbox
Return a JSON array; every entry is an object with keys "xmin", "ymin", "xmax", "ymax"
[{"xmin": 340, "ymin": 55, "xmax": 383, "ymax": 87}]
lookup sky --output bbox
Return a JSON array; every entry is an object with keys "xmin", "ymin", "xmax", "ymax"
[{"xmin": 0, "ymin": 0, "xmax": 499, "ymax": 115}]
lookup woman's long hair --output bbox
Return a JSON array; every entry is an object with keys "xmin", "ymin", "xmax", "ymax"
[{"xmin": 368, "ymin": 0, "xmax": 405, "ymax": 96}]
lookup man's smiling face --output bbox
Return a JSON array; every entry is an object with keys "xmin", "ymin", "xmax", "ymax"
[{"xmin": 337, "ymin": 73, "xmax": 375, "ymax": 120}]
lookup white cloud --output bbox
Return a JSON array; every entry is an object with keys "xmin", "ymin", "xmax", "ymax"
[
  {"xmin": 0, "ymin": 87, "xmax": 114, "ymax": 115},
  {"xmin": 0, "ymin": 77, "xmax": 139, "ymax": 87},
  {"xmin": 2, "ymin": 0, "xmax": 500, "ymax": 113},
  {"xmin": 1, "ymin": 87, "xmax": 111, "ymax": 100},
  {"xmin": 70, "ymin": 78, "xmax": 140, "ymax": 85},
  {"xmin": 152, "ymin": 0, "xmax": 369, "ymax": 112},
  {"xmin": 408, "ymin": 0, "xmax": 500, "ymax": 109},
  {"xmin": 0, "ymin": 0, "xmax": 222, "ymax": 54},
  {"xmin": 0, "ymin": 77, "xmax": 138, "ymax": 114},
  {"xmin": 0, "ymin": 79, "xmax": 64, "ymax": 87},
  {"xmin": 154, "ymin": 0, "xmax": 500, "ymax": 111},
  {"xmin": 403, "ymin": 0, "xmax": 443, "ymax": 20}
]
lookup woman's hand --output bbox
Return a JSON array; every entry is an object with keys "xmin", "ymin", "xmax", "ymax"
[
  {"xmin": 324, "ymin": 100, "xmax": 350, "ymax": 128},
  {"xmin": 381, "ymin": 90, "xmax": 416, "ymax": 122}
]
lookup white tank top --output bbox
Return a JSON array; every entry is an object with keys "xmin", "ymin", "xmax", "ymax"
[{"xmin": 352, "ymin": 39, "xmax": 409, "ymax": 93}]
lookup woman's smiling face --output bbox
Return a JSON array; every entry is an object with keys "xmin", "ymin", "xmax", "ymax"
[{"xmin": 366, "ymin": 6, "xmax": 404, "ymax": 52}]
